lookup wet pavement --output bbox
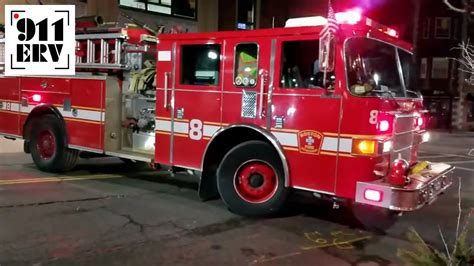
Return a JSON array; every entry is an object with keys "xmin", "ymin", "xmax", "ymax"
[{"xmin": 0, "ymin": 131, "xmax": 473, "ymax": 265}]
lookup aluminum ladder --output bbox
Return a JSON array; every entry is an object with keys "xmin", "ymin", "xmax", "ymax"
[{"xmin": 75, "ymin": 32, "xmax": 127, "ymax": 70}]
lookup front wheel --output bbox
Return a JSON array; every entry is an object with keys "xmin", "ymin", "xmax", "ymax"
[
  {"xmin": 217, "ymin": 141, "xmax": 289, "ymax": 217},
  {"xmin": 30, "ymin": 115, "xmax": 79, "ymax": 173}
]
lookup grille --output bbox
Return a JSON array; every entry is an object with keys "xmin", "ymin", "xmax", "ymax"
[
  {"xmin": 394, "ymin": 116, "xmax": 415, "ymax": 134},
  {"xmin": 392, "ymin": 114, "xmax": 416, "ymax": 162},
  {"xmin": 241, "ymin": 90, "xmax": 257, "ymax": 118}
]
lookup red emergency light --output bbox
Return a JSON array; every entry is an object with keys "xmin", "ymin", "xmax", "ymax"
[
  {"xmin": 377, "ymin": 113, "xmax": 394, "ymax": 134},
  {"xmin": 364, "ymin": 189, "xmax": 383, "ymax": 202},
  {"xmin": 32, "ymin": 94, "xmax": 42, "ymax": 102},
  {"xmin": 387, "ymin": 159, "xmax": 409, "ymax": 186},
  {"xmin": 335, "ymin": 11, "xmax": 362, "ymax": 25},
  {"xmin": 285, "ymin": 10, "xmax": 400, "ymax": 38},
  {"xmin": 387, "ymin": 29, "xmax": 398, "ymax": 37}
]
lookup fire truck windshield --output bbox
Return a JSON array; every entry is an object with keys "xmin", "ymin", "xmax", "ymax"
[{"xmin": 345, "ymin": 38, "xmax": 417, "ymax": 98}]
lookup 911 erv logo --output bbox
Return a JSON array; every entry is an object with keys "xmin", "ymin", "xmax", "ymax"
[{"xmin": 5, "ymin": 5, "xmax": 75, "ymax": 76}]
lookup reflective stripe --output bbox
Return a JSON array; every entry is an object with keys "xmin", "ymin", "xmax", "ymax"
[
  {"xmin": 339, "ymin": 138, "xmax": 353, "ymax": 153},
  {"xmin": 153, "ymin": 119, "xmax": 356, "ymax": 154},
  {"xmin": 174, "ymin": 121, "xmax": 189, "ymax": 134},
  {"xmin": 0, "ymin": 101, "xmax": 20, "ymax": 112},
  {"xmin": 273, "ymin": 132, "xmax": 299, "ymax": 147},
  {"xmin": 60, "ymin": 109, "xmax": 103, "ymax": 122},
  {"xmin": 17, "ymin": 104, "xmax": 104, "ymax": 123},
  {"xmin": 321, "ymin": 137, "xmax": 352, "ymax": 153},
  {"xmin": 20, "ymin": 105, "xmax": 35, "ymax": 113},
  {"xmin": 156, "ymin": 119, "xmax": 221, "ymax": 138},
  {"xmin": 156, "ymin": 120, "xmax": 189, "ymax": 134},
  {"xmin": 10, "ymin": 103, "xmax": 20, "ymax": 112},
  {"xmin": 321, "ymin": 137, "xmax": 338, "ymax": 151},
  {"xmin": 203, "ymin": 125, "xmax": 221, "ymax": 137},
  {"xmin": 156, "ymin": 120, "xmax": 172, "ymax": 131}
]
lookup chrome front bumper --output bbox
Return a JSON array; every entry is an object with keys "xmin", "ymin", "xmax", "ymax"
[{"xmin": 355, "ymin": 163, "xmax": 455, "ymax": 211}]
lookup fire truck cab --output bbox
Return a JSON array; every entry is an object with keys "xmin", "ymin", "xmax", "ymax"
[{"xmin": 0, "ymin": 12, "xmax": 455, "ymax": 217}]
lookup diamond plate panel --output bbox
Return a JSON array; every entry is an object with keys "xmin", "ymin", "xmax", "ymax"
[{"xmin": 241, "ymin": 90, "xmax": 257, "ymax": 118}]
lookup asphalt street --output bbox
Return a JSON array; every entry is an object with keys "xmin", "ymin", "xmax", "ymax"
[{"xmin": 0, "ymin": 132, "xmax": 473, "ymax": 265}]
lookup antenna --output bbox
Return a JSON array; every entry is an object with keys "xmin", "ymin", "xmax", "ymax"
[{"xmin": 272, "ymin": 16, "xmax": 275, "ymax": 28}]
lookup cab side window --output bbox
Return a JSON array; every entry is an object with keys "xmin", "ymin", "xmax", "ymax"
[
  {"xmin": 181, "ymin": 44, "xmax": 221, "ymax": 86},
  {"xmin": 234, "ymin": 43, "xmax": 259, "ymax": 87},
  {"xmin": 280, "ymin": 40, "xmax": 325, "ymax": 89}
]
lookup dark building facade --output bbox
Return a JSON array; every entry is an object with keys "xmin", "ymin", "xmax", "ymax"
[{"xmin": 415, "ymin": 0, "xmax": 474, "ymax": 131}]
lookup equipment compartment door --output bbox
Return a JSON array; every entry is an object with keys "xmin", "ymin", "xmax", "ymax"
[
  {"xmin": 0, "ymin": 77, "xmax": 20, "ymax": 137},
  {"xmin": 155, "ymin": 41, "xmax": 176, "ymax": 165},
  {"xmin": 271, "ymin": 36, "xmax": 342, "ymax": 194}
]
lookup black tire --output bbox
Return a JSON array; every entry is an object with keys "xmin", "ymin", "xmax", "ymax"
[
  {"xmin": 29, "ymin": 115, "xmax": 79, "ymax": 173},
  {"xmin": 217, "ymin": 140, "xmax": 289, "ymax": 217}
]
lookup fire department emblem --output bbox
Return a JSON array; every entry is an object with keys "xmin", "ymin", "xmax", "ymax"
[{"xmin": 298, "ymin": 130, "xmax": 323, "ymax": 155}]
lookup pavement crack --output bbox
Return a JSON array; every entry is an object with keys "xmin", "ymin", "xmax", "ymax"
[{"xmin": 120, "ymin": 214, "xmax": 145, "ymax": 233}]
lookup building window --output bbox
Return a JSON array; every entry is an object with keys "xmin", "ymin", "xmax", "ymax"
[
  {"xmin": 434, "ymin": 17, "xmax": 452, "ymax": 39},
  {"xmin": 420, "ymin": 58, "xmax": 428, "ymax": 79},
  {"xmin": 280, "ymin": 40, "xmax": 321, "ymax": 89},
  {"xmin": 237, "ymin": 0, "xmax": 256, "ymax": 30},
  {"xmin": 431, "ymin": 58, "xmax": 449, "ymax": 79},
  {"xmin": 181, "ymin": 44, "xmax": 221, "ymax": 86},
  {"xmin": 422, "ymin": 18, "xmax": 430, "ymax": 39},
  {"xmin": 119, "ymin": 0, "xmax": 197, "ymax": 20},
  {"xmin": 234, "ymin": 43, "xmax": 259, "ymax": 87}
]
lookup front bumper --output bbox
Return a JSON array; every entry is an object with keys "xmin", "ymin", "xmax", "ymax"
[{"xmin": 355, "ymin": 163, "xmax": 455, "ymax": 211}]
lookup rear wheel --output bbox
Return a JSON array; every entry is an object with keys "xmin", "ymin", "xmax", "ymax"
[
  {"xmin": 217, "ymin": 141, "xmax": 288, "ymax": 217},
  {"xmin": 29, "ymin": 115, "xmax": 79, "ymax": 173}
]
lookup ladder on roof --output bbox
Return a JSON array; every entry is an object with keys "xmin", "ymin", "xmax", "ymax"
[
  {"xmin": 0, "ymin": 33, "xmax": 129, "ymax": 71},
  {"xmin": 75, "ymin": 32, "xmax": 127, "ymax": 70}
]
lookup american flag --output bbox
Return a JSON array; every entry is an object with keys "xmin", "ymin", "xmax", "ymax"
[{"xmin": 319, "ymin": 0, "xmax": 339, "ymax": 39}]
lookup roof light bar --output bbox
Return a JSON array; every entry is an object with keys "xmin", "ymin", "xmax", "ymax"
[
  {"xmin": 284, "ymin": 10, "xmax": 399, "ymax": 38},
  {"xmin": 387, "ymin": 29, "xmax": 398, "ymax": 37},
  {"xmin": 285, "ymin": 16, "xmax": 328, "ymax": 28},
  {"xmin": 335, "ymin": 11, "xmax": 362, "ymax": 25}
]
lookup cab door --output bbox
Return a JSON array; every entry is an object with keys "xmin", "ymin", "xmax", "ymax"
[
  {"xmin": 169, "ymin": 40, "xmax": 224, "ymax": 169},
  {"xmin": 270, "ymin": 35, "xmax": 342, "ymax": 194},
  {"xmin": 0, "ymin": 77, "xmax": 20, "ymax": 137},
  {"xmin": 221, "ymin": 37, "xmax": 274, "ymax": 130}
]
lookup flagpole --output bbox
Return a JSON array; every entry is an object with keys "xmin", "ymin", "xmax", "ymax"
[
  {"xmin": 320, "ymin": 0, "xmax": 336, "ymax": 89},
  {"xmin": 322, "ymin": 37, "xmax": 330, "ymax": 88}
]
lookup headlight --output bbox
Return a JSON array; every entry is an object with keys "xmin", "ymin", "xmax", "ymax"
[{"xmin": 383, "ymin": 141, "xmax": 393, "ymax": 153}]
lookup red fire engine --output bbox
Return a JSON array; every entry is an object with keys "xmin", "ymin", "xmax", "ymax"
[{"xmin": 0, "ymin": 11, "xmax": 455, "ymax": 217}]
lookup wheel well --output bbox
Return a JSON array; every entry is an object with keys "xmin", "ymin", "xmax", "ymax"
[
  {"xmin": 199, "ymin": 125, "xmax": 287, "ymax": 201},
  {"xmin": 23, "ymin": 105, "xmax": 66, "ymax": 150}
]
